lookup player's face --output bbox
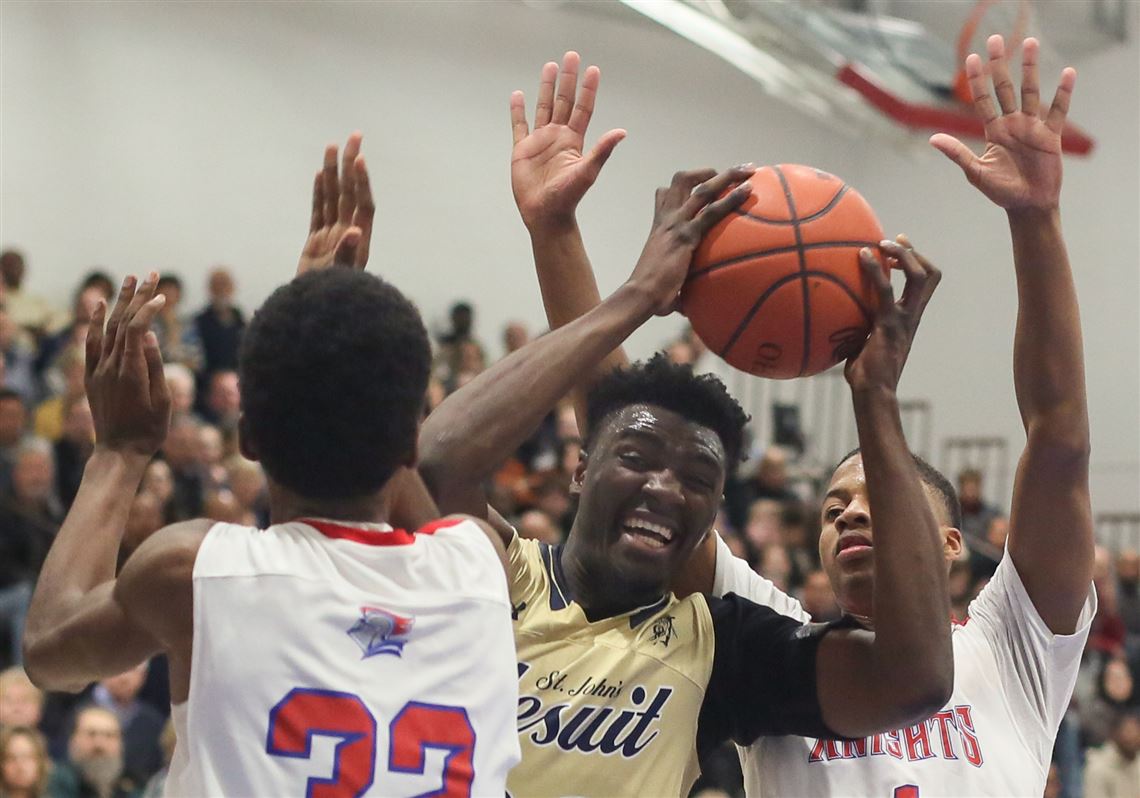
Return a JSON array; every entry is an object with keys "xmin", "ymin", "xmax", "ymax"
[
  {"xmin": 818, "ymin": 454, "xmax": 955, "ymax": 617},
  {"xmin": 575, "ymin": 404, "xmax": 726, "ymax": 596}
]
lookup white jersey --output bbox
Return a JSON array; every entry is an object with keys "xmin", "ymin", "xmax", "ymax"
[
  {"xmin": 165, "ymin": 518, "xmax": 520, "ymax": 798},
  {"xmin": 714, "ymin": 540, "xmax": 1096, "ymax": 798}
]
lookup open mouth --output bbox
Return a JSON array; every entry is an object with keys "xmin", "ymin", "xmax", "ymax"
[
  {"xmin": 836, "ymin": 533, "xmax": 873, "ymax": 562},
  {"xmin": 620, "ymin": 515, "xmax": 677, "ymax": 551}
]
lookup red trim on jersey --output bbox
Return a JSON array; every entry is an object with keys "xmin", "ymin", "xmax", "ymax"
[
  {"xmin": 416, "ymin": 518, "xmax": 467, "ymax": 536},
  {"xmin": 302, "ymin": 519, "xmax": 416, "ymax": 547}
]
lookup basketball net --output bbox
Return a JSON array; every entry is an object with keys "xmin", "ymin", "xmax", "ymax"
[{"xmin": 951, "ymin": 0, "xmax": 1032, "ymax": 106}]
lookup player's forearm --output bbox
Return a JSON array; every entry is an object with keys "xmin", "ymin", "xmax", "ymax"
[
  {"xmin": 854, "ymin": 387, "xmax": 953, "ymax": 709},
  {"xmin": 420, "ymin": 281, "xmax": 655, "ymax": 490},
  {"xmin": 24, "ymin": 449, "xmax": 149, "ymax": 678},
  {"xmin": 530, "ymin": 223, "xmax": 630, "ymax": 432},
  {"xmin": 1008, "ymin": 208, "xmax": 1089, "ymax": 452}
]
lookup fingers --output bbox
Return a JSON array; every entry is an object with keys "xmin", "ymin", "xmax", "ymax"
[
  {"xmin": 693, "ymin": 181, "xmax": 753, "ymax": 236},
  {"xmin": 321, "ymin": 143, "xmax": 339, "ymax": 230},
  {"xmin": 85, "ymin": 300, "xmax": 106, "ymax": 379},
  {"xmin": 143, "ymin": 330, "xmax": 170, "ymax": 412},
  {"xmin": 965, "ymin": 53, "xmax": 998, "ymax": 126},
  {"xmin": 349, "ymin": 155, "xmax": 374, "ymax": 268},
  {"xmin": 929, "ymin": 133, "xmax": 981, "ymax": 186},
  {"xmin": 680, "ymin": 164, "xmax": 755, "ymax": 221},
  {"xmin": 333, "ymin": 227, "xmax": 363, "ymax": 269},
  {"xmin": 310, "ymin": 171, "xmax": 325, "ymax": 233},
  {"xmin": 551, "ymin": 51, "xmax": 580, "ymax": 127},
  {"xmin": 103, "ymin": 275, "xmax": 138, "ymax": 361},
  {"xmin": 1020, "ymin": 37, "xmax": 1041, "ymax": 116},
  {"xmin": 1045, "ymin": 66, "xmax": 1077, "ymax": 134},
  {"xmin": 534, "ymin": 61, "xmax": 558, "ymax": 128},
  {"xmin": 860, "ymin": 247, "xmax": 894, "ymax": 314},
  {"xmin": 567, "ymin": 64, "xmax": 600, "ymax": 136},
  {"xmin": 881, "ymin": 237, "xmax": 940, "ymax": 317},
  {"xmin": 118, "ymin": 273, "xmax": 161, "ymax": 365},
  {"xmin": 986, "ymin": 35, "xmax": 1017, "ymax": 116},
  {"xmin": 124, "ymin": 293, "xmax": 167, "ymax": 365},
  {"xmin": 582, "ymin": 128, "xmax": 626, "ymax": 181},
  {"xmin": 510, "ymin": 90, "xmax": 530, "ymax": 145},
  {"xmin": 663, "ymin": 168, "xmax": 717, "ymax": 210},
  {"xmin": 337, "ymin": 131, "xmax": 362, "ymax": 226}
]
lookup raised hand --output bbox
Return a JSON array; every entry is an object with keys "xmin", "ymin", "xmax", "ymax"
[
  {"xmin": 930, "ymin": 36, "xmax": 1074, "ymax": 212},
  {"xmin": 845, "ymin": 236, "xmax": 940, "ymax": 393},
  {"xmin": 510, "ymin": 51, "xmax": 627, "ymax": 232},
  {"xmin": 84, "ymin": 274, "xmax": 172, "ymax": 456},
  {"xmin": 297, "ymin": 131, "xmax": 375, "ymax": 275},
  {"xmin": 627, "ymin": 167, "xmax": 755, "ymax": 316}
]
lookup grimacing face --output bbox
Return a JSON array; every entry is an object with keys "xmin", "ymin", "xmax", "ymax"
[
  {"xmin": 573, "ymin": 404, "xmax": 727, "ymax": 599},
  {"xmin": 818, "ymin": 453, "xmax": 961, "ymax": 618}
]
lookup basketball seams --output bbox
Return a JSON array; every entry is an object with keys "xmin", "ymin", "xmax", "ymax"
[
  {"xmin": 685, "ymin": 240, "xmax": 880, "ymax": 283},
  {"xmin": 732, "ymin": 183, "xmax": 849, "ymax": 226},
  {"xmin": 771, "ymin": 166, "xmax": 814, "ymax": 378}
]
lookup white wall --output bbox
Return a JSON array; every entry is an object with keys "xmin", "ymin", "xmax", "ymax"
[{"xmin": 1, "ymin": 1, "xmax": 1136, "ymax": 512}]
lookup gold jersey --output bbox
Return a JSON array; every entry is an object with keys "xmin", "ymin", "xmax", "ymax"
[{"xmin": 506, "ymin": 534, "xmax": 837, "ymax": 798}]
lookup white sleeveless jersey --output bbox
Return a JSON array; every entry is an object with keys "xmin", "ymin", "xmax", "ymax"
[
  {"xmin": 714, "ymin": 539, "xmax": 1096, "ymax": 798},
  {"xmin": 165, "ymin": 518, "xmax": 520, "ymax": 798}
]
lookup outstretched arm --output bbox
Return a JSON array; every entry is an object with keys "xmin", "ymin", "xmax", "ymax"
[
  {"xmin": 509, "ymin": 52, "xmax": 629, "ymax": 431},
  {"xmin": 931, "ymin": 35, "xmax": 1092, "ymax": 633},
  {"xmin": 22, "ymin": 275, "xmax": 195, "ymax": 691},
  {"xmin": 817, "ymin": 240, "xmax": 953, "ymax": 736},
  {"xmin": 297, "ymin": 131, "xmax": 375, "ymax": 275},
  {"xmin": 420, "ymin": 169, "xmax": 753, "ymax": 541}
]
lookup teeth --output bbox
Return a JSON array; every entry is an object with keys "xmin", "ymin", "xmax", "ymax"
[{"xmin": 624, "ymin": 518, "xmax": 674, "ymax": 542}]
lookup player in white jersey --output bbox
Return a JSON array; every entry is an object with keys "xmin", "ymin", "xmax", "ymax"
[
  {"xmin": 519, "ymin": 38, "xmax": 1096, "ymax": 798},
  {"xmin": 21, "ymin": 137, "xmax": 520, "ymax": 796}
]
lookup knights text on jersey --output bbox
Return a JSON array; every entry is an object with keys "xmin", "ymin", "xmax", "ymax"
[
  {"xmin": 506, "ymin": 533, "xmax": 841, "ymax": 798},
  {"xmin": 725, "ymin": 550, "xmax": 1096, "ymax": 798},
  {"xmin": 164, "ymin": 518, "xmax": 520, "ymax": 797}
]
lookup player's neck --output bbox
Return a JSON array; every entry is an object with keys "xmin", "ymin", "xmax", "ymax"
[
  {"xmin": 561, "ymin": 537, "xmax": 666, "ymax": 621},
  {"xmin": 265, "ymin": 480, "xmax": 390, "ymax": 527}
]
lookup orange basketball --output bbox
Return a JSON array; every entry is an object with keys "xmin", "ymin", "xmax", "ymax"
[{"xmin": 682, "ymin": 164, "xmax": 885, "ymax": 379}]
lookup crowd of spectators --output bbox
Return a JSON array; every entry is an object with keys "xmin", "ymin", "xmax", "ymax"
[{"xmin": 0, "ymin": 250, "xmax": 1136, "ymax": 796}]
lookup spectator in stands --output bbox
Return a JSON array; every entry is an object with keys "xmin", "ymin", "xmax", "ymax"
[
  {"xmin": 118, "ymin": 493, "xmax": 164, "ymax": 571},
  {"xmin": 200, "ymin": 370, "xmax": 239, "ymax": 433},
  {"xmin": 0, "ymin": 389, "xmax": 30, "ymax": 493},
  {"xmin": 1083, "ymin": 710, "xmax": 1140, "ymax": 798},
  {"xmin": 1117, "ymin": 550, "xmax": 1140, "ymax": 638},
  {"xmin": 0, "ymin": 250, "xmax": 57, "ymax": 339},
  {"xmin": 47, "ymin": 706, "xmax": 140, "ymax": 798},
  {"xmin": 226, "ymin": 457, "xmax": 268, "ymax": 528},
  {"xmin": 3, "ymin": 438, "xmax": 64, "ymax": 526},
  {"xmin": 138, "ymin": 721, "xmax": 175, "ymax": 798},
  {"xmin": 196, "ymin": 425, "xmax": 227, "ymax": 489},
  {"xmin": 162, "ymin": 364, "xmax": 197, "ymax": 421},
  {"xmin": 1091, "ymin": 545, "xmax": 1129, "ymax": 656},
  {"xmin": 0, "ymin": 307, "xmax": 38, "ymax": 406},
  {"xmin": 724, "ymin": 444, "xmax": 798, "ymax": 532},
  {"xmin": 139, "ymin": 460, "xmax": 174, "ymax": 523},
  {"xmin": 32, "ymin": 346, "xmax": 85, "ymax": 443},
  {"xmin": 957, "ymin": 467, "xmax": 1002, "ymax": 544},
  {"xmin": 800, "ymin": 569, "xmax": 840, "ymax": 623},
  {"xmin": 742, "ymin": 498, "xmax": 783, "ymax": 553},
  {"xmin": 192, "ymin": 267, "xmax": 245, "ymax": 379},
  {"xmin": 757, "ymin": 543, "xmax": 792, "ymax": 592},
  {"xmin": 968, "ymin": 513, "xmax": 1008, "ymax": 582},
  {"xmin": 434, "ymin": 301, "xmax": 486, "ymax": 385},
  {"xmin": 159, "ymin": 417, "xmax": 205, "ymax": 522},
  {"xmin": 1082, "ymin": 656, "xmax": 1138, "ymax": 748},
  {"xmin": 33, "ymin": 280, "xmax": 106, "ymax": 386},
  {"xmin": 89, "ymin": 664, "xmax": 164, "ymax": 785},
  {"xmin": 152, "ymin": 275, "xmax": 202, "ymax": 372},
  {"xmin": 0, "ymin": 669, "xmax": 43, "ymax": 731},
  {"xmin": 0, "ymin": 725, "xmax": 51, "ymax": 798},
  {"xmin": 502, "ymin": 320, "xmax": 529, "ymax": 357},
  {"xmin": 53, "ymin": 397, "xmax": 94, "ymax": 508}
]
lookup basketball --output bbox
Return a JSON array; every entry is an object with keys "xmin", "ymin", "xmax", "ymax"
[{"xmin": 682, "ymin": 164, "xmax": 886, "ymax": 379}]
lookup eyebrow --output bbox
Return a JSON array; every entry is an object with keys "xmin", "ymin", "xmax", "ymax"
[{"xmin": 615, "ymin": 429, "xmax": 724, "ymax": 469}]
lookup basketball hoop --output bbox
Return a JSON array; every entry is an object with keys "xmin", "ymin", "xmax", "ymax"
[{"xmin": 952, "ymin": 0, "xmax": 1031, "ymax": 105}]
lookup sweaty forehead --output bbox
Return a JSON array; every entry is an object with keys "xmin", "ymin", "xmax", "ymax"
[{"xmin": 598, "ymin": 403, "xmax": 726, "ymax": 462}]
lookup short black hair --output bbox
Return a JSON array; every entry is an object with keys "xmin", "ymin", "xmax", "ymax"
[
  {"xmin": 156, "ymin": 274, "xmax": 183, "ymax": 292},
  {"xmin": 833, "ymin": 447, "xmax": 962, "ymax": 529},
  {"xmin": 584, "ymin": 353, "xmax": 749, "ymax": 467},
  {"xmin": 239, "ymin": 270, "xmax": 430, "ymax": 500},
  {"xmin": 79, "ymin": 270, "xmax": 115, "ymax": 295}
]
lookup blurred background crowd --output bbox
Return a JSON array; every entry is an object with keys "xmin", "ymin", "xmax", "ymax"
[{"xmin": 0, "ymin": 248, "xmax": 1136, "ymax": 797}]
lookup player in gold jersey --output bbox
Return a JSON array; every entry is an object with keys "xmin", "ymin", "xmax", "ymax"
[{"xmin": 418, "ymin": 55, "xmax": 956, "ymax": 798}]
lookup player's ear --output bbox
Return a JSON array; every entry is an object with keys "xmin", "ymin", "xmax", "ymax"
[
  {"xmin": 943, "ymin": 527, "xmax": 964, "ymax": 561},
  {"xmin": 237, "ymin": 414, "xmax": 259, "ymax": 462},
  {"xmin": 570, "ymin": 450, "xmax": 588, "ymax": 496}
]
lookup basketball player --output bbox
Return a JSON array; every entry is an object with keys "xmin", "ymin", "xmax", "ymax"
[
  {"xmin": 519, "ymin": 39, "xmax": 1096, "ymax": 797},
  {"xmin": 420, "ymin": 115, "xmax": 953, "ymax": 796},
  {"xmin": 22, "ymin": 138, "xmax": 521, "ymax": 796}
]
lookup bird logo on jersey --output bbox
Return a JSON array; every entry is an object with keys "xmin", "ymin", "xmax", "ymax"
[{"xmin": 347, "ymin": 606, "xmax": 415, "ymax": 659}]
